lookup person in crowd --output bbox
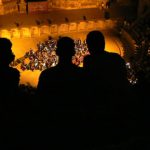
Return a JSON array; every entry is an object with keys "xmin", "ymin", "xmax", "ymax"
[
  {"xmin": 83, "ymin": 30, "xmax": 130, "ymax": 148},
  {"xmin": 84, "ymin": 30, "xmax": 129, "ymax": 92},
  {"xmin": 0, "ymin": 38, "xmax": 20, "ymax": 98},
  {"xmin": 37, "ymin": 36, "xmax": 83, "ymax": 96},
  {"xmin": 0, "ymin": 38, "xmax": 20, "ymax": 148},
  {"xmin": 37, "ymin": 37, "xmax": 83, "ymax": 149}
]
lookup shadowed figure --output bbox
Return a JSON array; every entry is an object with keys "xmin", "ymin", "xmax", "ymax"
[
  {"xmin": 37, "ymin": 36, "xmax": 83, "ymax": 100},
  {"xmin": 37, "ymin": 37, "xmax": 83, "ymax": 149},
  {"xmin": 0, "ymin": 38, "xmax": 20, "ymax": 98},
  {"xmin": 83, "ymin": 30, "xmax": 130, "ymax": 148},
  {"xmin": 0, "ymin": 38, "xmax": 20, "ymax": 148},
  {"xmin": 83, "ymin": 30, "xmax": 129, "ymax": 114},
  {"xmin": 84, "ymin": 30, "xmax": 129, "ymax": 91}
]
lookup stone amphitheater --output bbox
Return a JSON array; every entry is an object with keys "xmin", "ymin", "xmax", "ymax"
[{"xmin": 0, "ymin": 0, "xmax": 139, "ymax": 86}]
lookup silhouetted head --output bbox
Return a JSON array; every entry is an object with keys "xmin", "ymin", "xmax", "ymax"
[
  {"xmin": 86, "ymin": 30, "xmax": 105, "ymax": 55},
  {"xmin": 0, "ymin": 38, "xmax": 15, "ymax": 66},
  {"xmin": 56, "ymin": 37, "xmax": 75, "ymax": 59}
]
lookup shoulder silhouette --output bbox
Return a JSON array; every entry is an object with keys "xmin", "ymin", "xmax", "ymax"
[
  {"xmin": 37, "ymin": 36, "xmax": 83, "ymax": 97},
  {"xmin": 84, "ymin": 30, "xmax": 129, "ymax": 89},
  {"xmin": 37, "ymin": 36, "xmax": 84, "ymax": 118},
  {"xmin": 82, "ymin": 30, "xmax": 130, "ymax": 149},
  {"xmin": 37, "ymin": 36, "xmax": 83, "ymax": 149},
  {"xmin": 0, "ymin": 38, "xmax": 20, "ymax": 97}
]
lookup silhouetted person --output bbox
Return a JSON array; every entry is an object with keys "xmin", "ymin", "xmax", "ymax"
[
  {"xmin": 0, "ymin": 38, "xmax": 20, "ymax": 98},
  {"xmin": 0, "ymin": 38, "xmax": 20, "ymax": 148},
  {"xmin": 83, "ymin": 30, "xmax": 130, "ymax": 148},
  {"xmin": 65, "ymin": 17, "xmax": 69, "ymax": 23},
  {"xmin": 37, "ymin": 36, "xmax": 83, "ymax": 98},
  {"xmin": 37, "ymin": 37, "xmax": 83, "ymax": 149},
  {"xmin": 84, "ymin": 30, "xmax": 129, "ymax": 93},
  {"xmin": 83, "ymin": 15, "xmax": 87, "ymax": 21}
]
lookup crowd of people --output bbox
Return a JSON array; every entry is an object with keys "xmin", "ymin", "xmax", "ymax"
[
  {"xmin": 10, "ymin": 35, "xmax": 141, "ymax": 85},
  {"xmin": 11, "ymin": 38, "xmax": 58, "ymax": 71},
  {"xmin": 0, "ymin": 30, "xmax": 150, "ymax": 149},
  {"xmin": 11, "ymin": 37, "xmax": 89, "ymax": 71}
]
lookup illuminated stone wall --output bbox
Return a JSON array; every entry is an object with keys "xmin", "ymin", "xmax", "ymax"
[
  {"xmin": 0, "ymin": 0, "xmax": 18, "ymax": 15},
  {"xmin": 28, "ymin": 1, "xmax": 48, "ymax": 12},
  {"xmin": 51, "ymin": 0, "xmax": 99, "ymax": 9},
  {"xmin": 0, "ymin": 20, "xmax": 117, "ymax": 39},
  {"xmin": 0, "ymin": 0, "xmax": 102, "ymax": 15}
]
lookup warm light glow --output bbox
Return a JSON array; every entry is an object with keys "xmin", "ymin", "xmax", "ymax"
[
  {"xmin": 0, "ymin": 2, "xmax": 125, "ymax": 87},
  {"xmin": 10, "ymin": 31, "xmax": 124, "ymax": 87}
]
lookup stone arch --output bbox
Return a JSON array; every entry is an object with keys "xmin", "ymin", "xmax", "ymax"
[
  {"xmin": 30, "ymin": 26, "xmax": 39, "ymax": 37},
  {"xmin": 95, "ymin": 20, "xmax": 105, "ymax": 29},
  {"xmin": 40, "ymin": 25, "xmax": 50, "ymax": 35},
  {"xmin": 58, "ymin": 23, "xmax": 69, "ymax": 33},
  {"xmin": 0, "ymin": 29, "xmax": 11, "ymax": 39},
  {"xmin": 78, "ymin": 21, "xmax": 87, "ymax": 31},
  {"xmin": 50, "ymin": 24, "xmax": 58, "ymax": 34},
  {"xmin": 20, "ymin": 27, "xmax": 31, "ymax": 38},
  {"xmin": 87, "ymin": 21, "xmax": 94, "ymax": 30},
  {"xmin": 69, "ymin": 22, "xmax": 77, "ymax": 32},
  {"xmin": 11, "ymin": 28, "xmax": 20, "ymax": 38}
]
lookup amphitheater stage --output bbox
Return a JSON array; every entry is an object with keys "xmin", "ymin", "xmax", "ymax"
[
  {"xmin": 11, "ymin": 30, "xmax": 124, "ymax": 87},
  {"xmin": 0, "ymin": 7, "xmax": 134, "ymax": 87}
]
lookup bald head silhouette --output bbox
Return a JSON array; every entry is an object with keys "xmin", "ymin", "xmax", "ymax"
[
  {"xmin": 56, "ymin": 37, "xmax": 75, "ymax": 58},
  {"xmin": 86, "ymin": 30, "xmax": 105, "ymax": 55}
]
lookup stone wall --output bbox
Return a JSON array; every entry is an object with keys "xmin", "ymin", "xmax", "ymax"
[
  {"xmin": 51, "ymin": 0, "xmax": 99, "ymax": 9},
  {"xmin": 0, "ymin": 0, "xmax": 101, "ymax": 15},
  {"xmin": 0, "ymin": 0, "xmax": 18, "ymax": 15},
  {"xmin": 28, "ymin": 1, "xmax": 48, "ymax": 12},
  {"xmin": 0, "ymin": 20, "xmax": 117, "ymax": 39}
]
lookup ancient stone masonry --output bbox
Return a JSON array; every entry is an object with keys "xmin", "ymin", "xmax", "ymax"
[
  {"xmin": 0, "ymin": 0, "xmax": 18, "ymax": 15},
  {"xmin": 1, "ymin": 0, "xmax": 146, "ymax": 15},
  {"xmin": 0, "ymin": 0, "xmax": 102, "ymax": 15},
  {"xmin": 0, "ymin": 20, "xmax": 117, "ymax": 39}
]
